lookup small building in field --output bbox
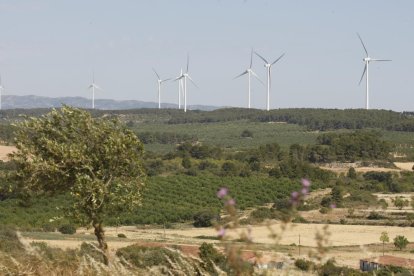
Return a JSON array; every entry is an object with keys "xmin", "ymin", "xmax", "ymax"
[{"xmin": 360, "ymin": 255, "xmax": 414, "ymax": 271}]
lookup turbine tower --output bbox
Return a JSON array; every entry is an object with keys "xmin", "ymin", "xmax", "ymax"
[
  {"xmin": 234, "ymin": 49, "xmax": 263, "ymax": 109},
  {"xmin": 176, "ymin": 68, "xmax": 184, "ymax": 109},
  {"xmin": 175, "ymin": 54, "xmax": 197, "ymax": 112},
  {"xmin": 88, "ymin": 72, "xmax": 102, "ymax": 109},
  {"xmin": 255, "ymin": 51, "xmax": 285, "ymax": 111},
  {"xmin": 0, "ymin": 75, "xmax": 4, "ymax": 110},
  {"xmin": 153, "ymin": 68, "xmax": 171, "ymax": 109},
  {"xmin": 357, "ymin": 33, "xmax": 391, "ymax": 110}
]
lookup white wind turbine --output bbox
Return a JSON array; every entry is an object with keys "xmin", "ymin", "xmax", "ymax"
[
  {"xmin": 357, "ymin": 33, "xmax": 391, "ymax": 110},
  {"xmin": 175, "ymin": 54, "xmax": 197, "ymax": 112},
  {"xmin": 0, "ymin": 75, "xmax": 4, "ymax": 110},
  {"xmin": 88, "ymin": 72, "xmax": 102, "ymax": 109},
  {"xmin": 153, "ymin": 68, "xmax": 171, "ymax": 109},
  {"xmin": 175, "ymin": 68, "xmax": 184, "ymax": 109},
  {"xmin": 234, "ymin": 49, "xmax": 263, "ymax": 109},
  {"xmin": 255, "ymin": 51, "xmax": 285, "ymax": 111}
]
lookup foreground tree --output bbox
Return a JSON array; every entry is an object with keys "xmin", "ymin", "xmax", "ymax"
[{"xmin": 10, "ymin": 106, "xmax": 145, "ymax": 264}]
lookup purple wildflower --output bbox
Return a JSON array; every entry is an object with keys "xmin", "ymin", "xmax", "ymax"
[
  {"xmin": 301, "ymin": 178, "xmax": 311, "ymax": 188},
  {"xmin": 217, "ymin": 187, "xmax": 228, "ymax": 199},
  {"xmin": 217, "ymin": 227, "xmax": 226, "ymax": 238},
  {"xmin": 225, "ymin": 198, "xmax": 236, "ymax": 206},
  {"xmin": 330, "ymin": 203, "xmax": 336, "ymax": 209},
  {"xmin": 291, "ymin": 191, "xmax": 299, "ymax": 200},
  {"xmin": 301, "ymin": 187, "xmax": 309, "ymax": 196}
]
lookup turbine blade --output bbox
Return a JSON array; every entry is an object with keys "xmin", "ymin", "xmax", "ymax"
[
  {"xmin": 250, "ymin": 48, "xmax": 253, "ymax": 69},
  {"xmin": 357, "ymin": 33, "xmax": 369, "ymax": 56},
  {"xmin": 251, "ymin": 70, "xmax": 264, "ymax": 85},
  {"xmin": 161, "ymin": 78, "xmax": 171, "ymax": 83},
  {"xmin": 152, "ymin": 68, "xmax": 161, "ymax": 80},
  {"xmin": 95, "ymin": 84, "xmax": 102, "ymax": 91},
  {"xmin": 187, "ymin": 75, "xmax": 198, "ymax": 88},
  {"xmin": 271, "ymin": 53, "xmax": 285, "ymax": 65},
  {"xmin": 174, "ymin": 76, "xmax": 184, "ymax": 81},
  {"xmin": 234, "ymin": 70, "xmax": 248, "ymax": 79},
  {"xmin": 254, "ymin": 51, "xmax": 269, "ymax": 64},
  {"xmin": 371, "ymin": 59, "xmax": 392, "ymax": 62},
  {"xmin": 359, "ymin": 65, "xmax": 367, "ymax": 85}
]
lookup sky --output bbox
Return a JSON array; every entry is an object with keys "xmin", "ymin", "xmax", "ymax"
[{"xmin": 0, "ymin": 0, "xmax": 413, "ymax": 111}]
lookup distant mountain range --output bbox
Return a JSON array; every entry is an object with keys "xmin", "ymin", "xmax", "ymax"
[{"xmin": 1, "ymin": 95, "xmax": 220, "ymax": 111}]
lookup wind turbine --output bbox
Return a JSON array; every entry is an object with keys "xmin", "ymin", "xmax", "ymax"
[
  {"xmin": 357, "ymin": 33, "xmax": 391, "ymax": 110},
  {"xmin": 175, "ymin": 68, "xmax": 184, "ymax": 109},
  {"xmin": 153, "ymin": 68, "xmax": 171, "ymax": 109},
  {"xmin": 175, "ymin": 54, "xmax": 197, "ymax": 112},
  {"xmin": 234, "ymin": 49, "xmax": 263, "ymax": 109},
  {"xmin": 88, "ymin": 72, "xmax": 102, "ymax": 109},
  {"xmin": 0, "ymin": 75, "xmax": 4, "ymax": 110},
  {"xmin": 255, "ymin": 51, "xmax": 285, "ymax": 111}
]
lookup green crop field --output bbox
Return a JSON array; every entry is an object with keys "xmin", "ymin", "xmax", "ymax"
[{"xmin": 133, "ymin": 121, "xmax": 320, "ymax": 153}]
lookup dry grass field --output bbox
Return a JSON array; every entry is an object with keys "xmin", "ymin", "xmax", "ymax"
[{"xmin": 22, "ymin": 222, "xmax": 414, "ymax": 270}]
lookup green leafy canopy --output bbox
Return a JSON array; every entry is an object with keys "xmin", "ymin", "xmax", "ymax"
[{"xmin": 10, "ymin": 106, "xmax": 146, "ymax": 226}]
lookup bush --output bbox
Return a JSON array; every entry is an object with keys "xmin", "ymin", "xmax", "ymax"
[
  {"xmin": 193, "ymin": 210, "xmax": 217, "ymax": 228},
  {"xmin": 294, "ymin": 258, "xmax": 313, "ymax": 271},
  {"xmin": 241, "ymin": 129, "xmax": 253, "ymax": 138},
  {"xmin": 0, "ymin": 226, "xmax": 24, "ymax": 254},
  {"xmin": 394, "ymin": 235, "xmax": 409, "ymax": 251},
  {"xmin": 117, "ymin": 233, "xmax": 127, "ymax": 238},
  {"xmin": 58, "ymin": 224, "xmax": 76, "ymax": 235},
  {"xmin": 199, "ymin": 242, "xmax": 227, "ymax": 274},
  {"xmin": 42, "ymin": 223, "xmax": 56, "ymax": 232},
  {"xmin": 367, "ymin": 211, "xmax": 383, "ymax": 220},
  {"xmin": 319, "ymin": 207, "xmax": 329, "ymax": 214}
]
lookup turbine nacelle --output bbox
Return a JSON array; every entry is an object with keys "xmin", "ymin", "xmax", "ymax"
[{"xmin": 363, "ymin": 57, "xmax": 371, "ymax": 62}]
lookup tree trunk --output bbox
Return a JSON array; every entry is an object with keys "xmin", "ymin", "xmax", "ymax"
[{"xmin": 93, "ymin": 221, "xmax": 109, "ymax": 265}]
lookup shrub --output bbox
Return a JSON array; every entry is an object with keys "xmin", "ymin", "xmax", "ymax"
[
  {"xmin": 199, "ymin": 242, "xmax": 227, "ymax": 274},
  {"xmin": 181, "ymin": 157, "xmax": 192, "ymax": 169},
  {"xmin": 394, "ymin": 235, "xmax": 409, "ymax": 251},
  {"xmin": 117, "ymin": 233, "xmax": 127, "ymax": 238},
  {"xmin": 339, "ymin": 218, "xmax": 347, "ymax": 225},
  {"xmin": 79, "ymin": 242, "xmax": 106, "ymax": 263},
  {"xmin": 0, "ymin": 226, "xmax": 24, "ymax": 254},
  {"xmin": 292, "ymin": 215, "xmax": 308, "ymax": 223},
  {"xmin": 319, "ymin": 207, "xmax": 329, "ymax": 214},
  {"xmin": 193, "ymin": 210, "xmax": 217, "ymax": 228},
  {"xmin": 367, "ymin": 211, "xmax": 383, "ymax": 220},
  {"xmin": 294, "ymin": 258, "xmax": 313, "ymax": 271},
  {"xmin": 393, "ymin": 196, "xmax": 409, "ymax": 210},
  {"xmin": 42, "ymin": 223, "xmax": 56, "ymax": 232},
  {"xmin": 240, "ymin": 130, "xmax": 253, "ymax": 138},
  {"xmin": 58, "ymin": 224, "xmax": 76, "ymax": 235},
  {"xmin": 320, "ymin": 196, "xmax": 332, "ymax": 208},
  {"xmin": 347, "ymin": 167, "xmax": 357, "ymax": 179}
]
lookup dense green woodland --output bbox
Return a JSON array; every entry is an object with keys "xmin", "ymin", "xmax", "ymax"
[{"xmin": 1, "ymin": 107, "xmax": 414, "ymax": 131}]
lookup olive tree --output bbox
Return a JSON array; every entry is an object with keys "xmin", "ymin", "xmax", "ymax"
[{"xmin": 10, "ymin": 106, "xmax": 145, "ymax": 264}]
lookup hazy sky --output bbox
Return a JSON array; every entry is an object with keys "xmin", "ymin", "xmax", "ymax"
[{"xmin": 0, "ymin": 1, "xmax": 413, "ymax": 111}]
